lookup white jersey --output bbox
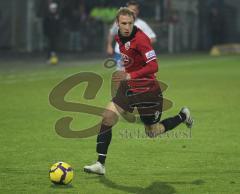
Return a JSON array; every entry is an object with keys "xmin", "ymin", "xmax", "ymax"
[{"xmin": 110, "ymin": 18, "xmax": 156, "ymax": 54}]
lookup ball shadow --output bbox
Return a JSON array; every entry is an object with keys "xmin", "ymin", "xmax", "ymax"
[{"xmin": 50, "ymin": 183, "xmax": 74, "ymax": 189}]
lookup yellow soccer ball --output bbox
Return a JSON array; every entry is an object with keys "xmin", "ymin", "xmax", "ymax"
[
  {"xmin": 49, "ymin": 162, "xmax": 73, "ymax": 185},
  {"xmin": 49, "ymin": 55, "xmax": 58, "ymax": 65}
]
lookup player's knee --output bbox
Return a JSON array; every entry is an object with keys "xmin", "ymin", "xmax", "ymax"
[{"xmin": 102, "ymin": 110, "xmax": 118, "ymax": 126}]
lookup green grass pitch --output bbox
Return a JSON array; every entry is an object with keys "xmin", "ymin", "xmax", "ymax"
[{"xmin": 0, "ymin": 54, "xmax": 239, "ymax": 194}]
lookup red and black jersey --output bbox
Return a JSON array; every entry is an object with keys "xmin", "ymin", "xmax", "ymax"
[{"xmin": 115, "ymin": 26, "xmax": 159, "ymax": 92}]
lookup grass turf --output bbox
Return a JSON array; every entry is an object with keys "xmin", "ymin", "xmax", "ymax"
[{"xmin": 0, "ymin": 54, "xmax": 239, "ymax": 194}]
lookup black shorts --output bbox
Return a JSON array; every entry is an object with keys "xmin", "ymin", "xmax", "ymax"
[{"xmin": 112, "ymin": 80, "xmax": 163, "ymax": 125}]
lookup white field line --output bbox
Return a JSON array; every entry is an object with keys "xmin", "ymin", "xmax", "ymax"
[
  {"xmin": 0, "ymin": 71, "xmax": 69, "ymax": 84},
  {"xmin": 0, "ymin": 57, "xmax": 236, "ymax": 84}
]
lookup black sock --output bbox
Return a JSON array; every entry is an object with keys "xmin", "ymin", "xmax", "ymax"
[
  {"xmin": 161, "ymin": 112, "xmax": 186, "ymax": 132},
  {"xmin": 96, "ymin": 124, "xmax": 112, "ymax": 165}
]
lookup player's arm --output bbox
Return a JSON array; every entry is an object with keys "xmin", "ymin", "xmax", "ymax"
[
  {"xmin": 129, "ymin": 59, "xmax": 158, "ymax": 79},
  {"xmin": 129, "ymin": 37, "xmax": 158, "ymax": 79},
  {"xmin": 141, "ymin": 21, "xmax": 157, "ymax": 44},
  {"xmin": 106, "ymin": 33, "xmax": 114, "ymax": 55},
  {"xmin": 112, "ymin": 58, "xmax": 158, "ymax": 81},
  {"xmin": 106, "ymin": 22, "xmax": 118, "ymax": 55}
]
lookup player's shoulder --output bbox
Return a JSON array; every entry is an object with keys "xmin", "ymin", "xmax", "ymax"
[
  {"xmin": 135, "ymin": 28, "xmax": 150, "ymax": 42},
  {"xmin": 135, "ymin": 18, "xmax": 148, "ymax": 26}
]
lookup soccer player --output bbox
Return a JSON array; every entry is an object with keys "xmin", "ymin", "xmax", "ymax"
[
  {"xmin": 43, "ymin": 2, "xmax": 61, "ymax": 63},
  {"xmin": 106, "ymin": 0, "xmax": 156, "ymax": 70},
  {"xmin": 84, "ymin": 7, "xmax": 193, "ymax": 175}
]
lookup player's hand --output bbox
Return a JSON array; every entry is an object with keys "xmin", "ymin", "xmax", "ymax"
[
  {"xmin": 107, "ymin": 45, "xmax": 114, "ymax": 55},
  {"xmin": 112, "ymin": 71, "xmax": 130, "ymax": 82},
  {"xmin": 111, "ymin": 71, "xmax": 131, "ymax": 91},
  {"xmin": 112, "ymin": 71, "xmax": 126, "ymax": 90}
]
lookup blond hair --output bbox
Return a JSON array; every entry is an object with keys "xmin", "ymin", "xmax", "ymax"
[{"xmin": 116, "ymin": 7, "xmax": 135, "ymax": 21}]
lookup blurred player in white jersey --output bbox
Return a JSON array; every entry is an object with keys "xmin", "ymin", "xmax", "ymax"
[{"xmin": 106, "ymin": 0, "xmax": 157, "ymax": 70}]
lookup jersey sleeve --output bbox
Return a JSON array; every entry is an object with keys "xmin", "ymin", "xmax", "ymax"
[
  {"xmin": 130, "ymin": 60, "xmax": 158, "ymax": 79},
  {"xmin": 130, "ymin": 35, "xmax": 158, "ymax": 79},
  {"xmin": 137, "ymin": 36, "xmax": 157, "ymax": 63}
]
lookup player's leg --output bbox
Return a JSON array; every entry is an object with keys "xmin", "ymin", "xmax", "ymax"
[
  {"xmin": 96, "ymin": 101, "xmax": 124, "ymax": 164},
  {"xmin": 144, "ymin": 107, "xmax": 193, "ymax": 138},
  {"xmin": 84, "ymin": 101, "xmax": 125, "ymax": 175},
  {"xmin": 136, "ymin": 82, "xmax": 193, "ymax": 137},
  {"xmin": 84, "ymin": 79, "xmax": 133, "ymax": 175}
]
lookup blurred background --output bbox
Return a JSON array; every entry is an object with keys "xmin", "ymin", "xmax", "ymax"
[{"xmin": 0, "ymin": 0, "xmax": 239, "ymax": 55}]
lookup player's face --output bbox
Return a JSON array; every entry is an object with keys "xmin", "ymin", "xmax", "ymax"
[
  {"xmin": 117, "ymin": 15, "xmax": 134, "ymax": 37},
  {"xmin": 127, "ymin": 5, "xmax": 139, "ymax": 18}
]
